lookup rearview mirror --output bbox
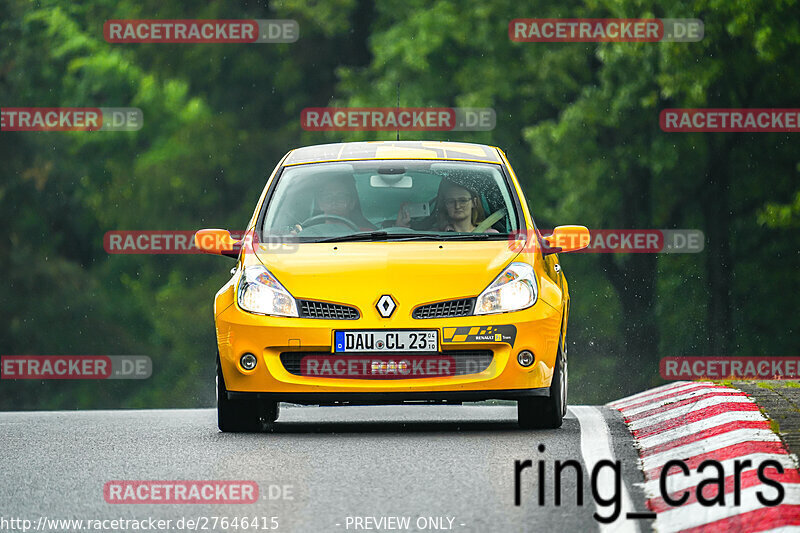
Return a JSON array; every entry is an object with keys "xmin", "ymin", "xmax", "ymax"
[
  {"xmin": 194, "ymin": 229, "xmax": 239, "ymax": 257},
  {"xmin": 370, "ymin": 174, "xmax": 413, "ymax": 188},
  {"xmin": 543, "ymin": 225, "xmax": 590, "ymax": 254}
]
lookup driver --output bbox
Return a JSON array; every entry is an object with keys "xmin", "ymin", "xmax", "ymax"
[{"xmin": 294, "ymin": 174, "xmax": 376, "ymax": 233}]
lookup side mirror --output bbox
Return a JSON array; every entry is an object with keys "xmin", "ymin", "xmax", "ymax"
[
  {"xmin": 543, "ymin": 225, "xmax": 590, "ymax": 254},
  {"xmin": 194, "ymin": 229, "xmax": 240, "ymax": 258}
]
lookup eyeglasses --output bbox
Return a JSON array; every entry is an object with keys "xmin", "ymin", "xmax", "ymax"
[{"xmin": 443, "ymin": 197, "xmax": 473, "ymax": 208}]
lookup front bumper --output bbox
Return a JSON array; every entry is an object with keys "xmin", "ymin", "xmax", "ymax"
[
  {"xmin": 227, "ymin": 388, "xmax": 549, "ymax": 405},
  {"xmin": 215, "ymin": 297, "xmax": 562, "ymax": 399}
]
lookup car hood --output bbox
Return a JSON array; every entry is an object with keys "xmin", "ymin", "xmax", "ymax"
[{"xmin": 254, "ymin": 241, "xmax": 520, "ymax": 314}]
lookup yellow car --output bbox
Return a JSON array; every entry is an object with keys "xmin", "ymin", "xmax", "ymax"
[{"xmin": 196, "ymin": 141, "xmax": 588, "ymax": 431}]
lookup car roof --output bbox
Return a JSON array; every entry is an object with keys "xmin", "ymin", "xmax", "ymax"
[{"xmin": 283, "ymin": 141, "xmax": 503, "ymax": 165}]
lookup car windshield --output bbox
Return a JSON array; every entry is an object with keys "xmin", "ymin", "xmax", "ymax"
[{"xmin": 261, "ymin": 160, "xmax": 520, "ymax": 242}]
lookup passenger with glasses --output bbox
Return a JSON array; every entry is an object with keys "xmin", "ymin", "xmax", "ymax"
[{"xmin": 395, "ymin": 179, "xmax": 499, "ymax": 233}]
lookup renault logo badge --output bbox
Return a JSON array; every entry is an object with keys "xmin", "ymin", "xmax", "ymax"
[{"xmin": 375, "ymin": 295, "xmax": 396, "ymax": 318}]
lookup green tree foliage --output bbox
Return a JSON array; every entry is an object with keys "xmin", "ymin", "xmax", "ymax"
[{"xmin": 1, "ymin": 0, "xmax": 797, "ymax": 408}]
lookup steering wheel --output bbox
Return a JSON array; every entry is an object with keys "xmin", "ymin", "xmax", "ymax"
[
  {"xmin": 300, "ymin": 214, "xmax": 360, "ymax": 231},
  {"xmin": 473, "ymin": 208, "xmax": 506, "ymax": 233}
]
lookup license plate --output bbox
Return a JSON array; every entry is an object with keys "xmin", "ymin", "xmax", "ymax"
[{"xmin": 334, "ymin": 330, "xmax": 438, "ymax": 353}]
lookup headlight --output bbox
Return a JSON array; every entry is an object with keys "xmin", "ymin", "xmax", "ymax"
[
  {"xmin": 237, "ymin": 265, "xmax": 298, "ymax": 317},
  {"xmin": 474, "ymin": 262, "xmax": 537, "ymax": 315}
]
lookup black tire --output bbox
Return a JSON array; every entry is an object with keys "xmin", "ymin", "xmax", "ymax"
[
  {"xmin": 217, "ymin": 355, "xmax": 279, "ymax": 432},
  {"xmin": 518, "ymin": 346, "xmax": 567, "ymax": 429}
]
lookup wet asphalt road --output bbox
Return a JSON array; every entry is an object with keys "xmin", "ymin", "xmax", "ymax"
[{"xmin": 0, "ymin": 405, "xmax": 652, "ymax": 532}]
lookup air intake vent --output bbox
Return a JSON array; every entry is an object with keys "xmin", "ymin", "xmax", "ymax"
[
  {"xmin": 280, "ymin": 350, "xmax": 493, "ymax": 378},
  {"xmin": 298, "ymin": 300, "xmax": 359, "ymax": 320},
  {"xmin": 412, "ymin": 298, "xmax": 475, "ymax": 319}
]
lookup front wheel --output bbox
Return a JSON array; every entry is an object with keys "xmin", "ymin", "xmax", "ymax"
[
  {"xmin": 517, "ymin": 347, "xmax": 566, "ymax": 429},
  {"xmin": 217, "ymin": 355, "xmax": 279, "ymax": 432}
]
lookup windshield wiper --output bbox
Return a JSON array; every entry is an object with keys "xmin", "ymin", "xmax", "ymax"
[
  {"xmin": 313, "ymin": 231, "xmax": 442, "ymax": 243},
  {"xmin": 433, "ymin": 233, "xmax": 494, "ymax": 240},
  {"xmin": 312, "ymin": 231, "xmax": 389, "ymax": 243}
]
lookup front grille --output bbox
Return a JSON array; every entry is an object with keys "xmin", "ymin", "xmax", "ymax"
[
  {"xmin": 280, "ymin": 350, "xmax": 493, "ymax": 378},
  {"xmin": 298, "ymin": 300, "xmax": 359, "ymax": 320},
  {"xmin": 412, "ymin": 298, "xmax": 475, "ymax": 319}
]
